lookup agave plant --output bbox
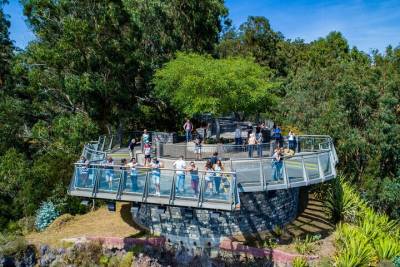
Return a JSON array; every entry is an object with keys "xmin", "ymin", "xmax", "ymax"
[
  {"xmin": 373, "ymin": 236, "xmax": 400, "ymax": 261},
  {"xmin": 325, "ymin": 176, "xmax": 362, "ymax": 223},
  {"xmin": 334, "ymin": 223, "xmax": 377, "ymax": 266}
]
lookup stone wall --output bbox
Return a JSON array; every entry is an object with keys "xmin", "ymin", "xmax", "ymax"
[{"xmin": 133, "ymin": 188, "xmax": 301, "ymax": 247}]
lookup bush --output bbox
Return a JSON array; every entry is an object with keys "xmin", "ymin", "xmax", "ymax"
[
  {"xmin": 325, "ymin": 176, "xmax": 362, "ymax": 223},
  {"xmin": 0, "ymin": 233, "xmax": 28, "ymax": 259},
  {"xmin": 63, "ymin": 241, "xmax": 103, "ymax": 266},
  {"xmin": 292, "ymin": 256, "xmax": 309, "ymax": 267},
  {"xmin": 294, "ymin": 235, "xmax": 318, "ymax": 255},
  {"xmin": 120, "ymin": 251, "xmax": 134, "ymax": 267},
  {"xmin": 393, "ymin": 256, "xmax": 400, "ymax": 267},
  {"xmin": 35, "ymin": 201, "xmax": 60, "ymax": 231}
]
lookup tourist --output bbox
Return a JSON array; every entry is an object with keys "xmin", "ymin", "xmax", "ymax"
[
  {"xmin": 246, "ymin": 122, "xmax": 253, "ymax": 139},
  {"xmin": 142, "ymin": 129, "xmax": 150, "ymax": 144},
  {"xmin": 173, "ymin": 155, "xmax": 187, "ymax": 193},
  {"xmin": 210, "ymin": 151, "xmax": 219, "ymax": 166},
  {"xmin": 143, "ymin": 141, "xmax": 152, "ymax": 166},
  {"xmin": 193, "ymin": 135, "xmax": 202, "ymax": 160},
  {"xmin": 183, "ymin": 119, "xmax": 193, "ymax": 142},
  {"xmin": 128, "ymin": 138, "xmax": 137, "ymax": 158},
  {"xmin": 234, "ymin": 124, "xmax": 242, "ymax": 146},
  {"xmin": 204, "ymin": 160, "xmax": 214, "ymax": 194},
  {"xmin": 272, "ymin": 125, "xmax": 282, "ymax": 147},
  {"xmin": 150, "ymin": 157, "xmax": 163, "ymax": 196},
  {"xmin": 213, "ymin": 160, "xmax": 224, "ymax": 195},
  {"xmin": 78, "ymin": 156, "xmax": 89, "ymax": 187},
  {"xmin": 187, "ymin": 161, "xmax": 199, "ymax": 196},
  {"xmin": 288, "ymin": 130, "xmax": 296, "ymax": 151},
  {"xmin": 105, "ymin": 156, "xmax": 114, "ymax": 189},
  {"xmin": 272, "ymin": 147, "xmax": 283, "ymax": 181},
  {"xmin": 257, "ymin": 132, "xmax": 264, "ymax": 157},
  {"xmin": 127, "ymin": 158, "xmax": 138, "ymax": 191},
  {"xmin": 248, "ymin": 133, "xmax": 257, "ymax": 158},
  {"xmin": 255, "ymin": 124, "xmax": 261, "ymax": 140}
]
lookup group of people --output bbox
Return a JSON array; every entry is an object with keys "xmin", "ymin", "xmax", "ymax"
[{"xmin": 77, "ymin": 152, "xmax": 229, "ymax": 198}]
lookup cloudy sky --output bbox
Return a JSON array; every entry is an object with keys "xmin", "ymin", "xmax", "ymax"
[{"xmin": 3, "ymin": 0, "xmax": 400, "ymax": 53}]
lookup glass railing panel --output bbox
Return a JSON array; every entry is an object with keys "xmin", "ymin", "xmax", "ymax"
[
  {"xmin": 147, "ymin": 169, "xmax": 174, "ymax": 197},
  {"xmin": 97, "ymin": 167, "xmax": 121, "ymax": 192},
  {"xmin": 175, "ymin": 172, "xmax": 200, "ymax": 199},
  {"xmin": 304, "ymin": 156, "xmax": 320, "ymax": 180},
  {"xmin": 202, "ymin": 172, "xmax": 232, "ymax": 202},
  {"xmin": 122, "ymin": 168, "xmax": 148, "ymax": 194},
  {"xmin": 284, "ymin": 157, "xmax": 305, "ymax": 183},
  {"xmin": 73, "ymin": 166, "xmax": 96, "ymax": 190},
  {"xmin": 232, "ymin": 159, "xmax": 262, "ymax": 188},
  {"xmin": 264, "ymin": 158, "xmax": 286, "ymax": 185},
  {"xmin": 319, "ymin": 152, "xmax": 332, "ymax": 177}
]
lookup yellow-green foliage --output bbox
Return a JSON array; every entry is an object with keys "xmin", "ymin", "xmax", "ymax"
[
  {"xmin": 292, "ymin": 256, "xmax": 309, "ymax": 267},
  {"xmin": 119, "ymin": 252, "xmax": 134, "ymax": 267},
  {"xmin": 333, "ymin": 178, "xmax": 400, "ymax": 266}
]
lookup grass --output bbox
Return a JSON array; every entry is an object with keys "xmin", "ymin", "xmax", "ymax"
[{"xmin": 26, "ymin": 203, "xmax": 141, "ymax": 247}]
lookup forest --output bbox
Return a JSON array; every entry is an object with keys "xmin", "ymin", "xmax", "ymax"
[{"xmin": 0, "ymin": 0, "xmax": 400, "ymax": 265}]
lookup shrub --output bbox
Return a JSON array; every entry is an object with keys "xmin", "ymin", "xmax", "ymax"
[
  {"xmin": 393, "ymin": 256, "xmax": 400, "ymax": 267},
  {"xmin": 63, "ymin": 241, "xmax": 103, "ymax": 266},
  {"xmin": 324, "ymin": 176, "xmax": 362, "ymax": 223},
  {"xmin": 373, "ymin": 236, "xmax": 400, "ymax": 261},
  {"xmin": 292, "ymin": 256, "xmax": 309, "ymax": 267},
  {"xmin": 35, "ymin": 201, "xmax": 60, "ymax": 231},
  {"xmin": 294, "ymin": 235, "xmax": 316, "ymax": 255},
  {"xmin": 334, "ymin": 223, "xmax": 377, "ymax": 266},
  {"xmin": 120, "ymin": 251, "xmax": 134, "ymax": 267},
  {"xmin": 0, "ymin": 233, "xmax": 28, "ymax": 259}
]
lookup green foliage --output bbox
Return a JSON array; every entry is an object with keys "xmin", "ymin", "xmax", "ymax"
[
  {"xmin": 120, "ymin": 251, "xmax": 134, "ymax": 267},
  {"xmin": 0, "ymin": 233, "xmax": 28, "ymax": 258},
  {"xmin": 63, "ymin": 241, "xmax": 103, "ymax": 266},
  {"xmin": 394, "ymin": 256, "xmax": 400, "ymax": 267},
  {"xmin": 292, "ymin": 256, "xmax": 309, "ymax": 267},
  {"xmin": 35, "ymin": 201, "xmax": 59, "ymax": 231},
  {"xmin": 154, "ymin": 52, "xmax": 278, "ymax": 117},
  {"xmin": 324, "ymin": 176, "xmax": 363, "ymax": 223},
  {"xmin": 294, "ymin": 234, "xmax": 319, "ymax": 255}
]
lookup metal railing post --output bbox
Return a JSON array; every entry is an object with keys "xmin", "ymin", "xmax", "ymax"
[
  {"xmin": 282, "ymin": 160, "xmax": 289, "ymax": 188},
  {"xmin": 198, "ymin": 173, "xmax": 205, "ymax": 208},
  {"xmin": 317, "ymin": 154, "xmax": 325, "ymax": 181},
  {"xmin": 302, "ymin": 158, "xmax": 309, "ymax": 185},
  {"xmin": 259, "ymin": 159, "xmax": 264, "ymax": 190},
  {"xmin": 142, "ymin": 171, "xmax": 150, "ymax": 203},
  {"xmin": 169, "ymin": 173, "xmax": 176, "ymax": 205}
]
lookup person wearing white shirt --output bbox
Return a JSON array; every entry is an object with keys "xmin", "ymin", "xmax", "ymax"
[
  {"xmin": 234, "ymin": 124, "xmax": 242, "ymax": 145},
  {"xmin": 173, "ymin": 156, "xmax": 187, "ymax": 193}
]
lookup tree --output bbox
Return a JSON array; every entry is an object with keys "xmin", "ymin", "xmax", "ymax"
[{"xmin": 153, "ymin": 52, "xmax": 278, "ymax": 138}]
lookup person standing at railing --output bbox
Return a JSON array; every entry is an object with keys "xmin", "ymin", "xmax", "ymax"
[
  {"xmin": 173, "ymin": 156, "xmax": 187, "ymax": 194},
  {"xmin": 248, "ymin": 133, "xmax": 257, "ymax": 158},
  {"xmin": 272, "ymin": 147, "xmax": 282, "ymax": 181},
  {"xmin": 187, "ymin": 161, "xmax": 199, "ymax": 196},
  {"xmin": 142, "ymin": 129, "xmax": 150, "ymax": 144},
  {"xmin": 213, "ymin": 160, "xmax": 224, "ymax": 195},
  {"xmin": 143, "ymin": 141, "xmax": 152, "ymax": 166},
  {"xmin": 272, "ymin": 125, "xmax": 282, "ymax": 148},
  {"xmin": 150, "ymin": 158, "xmax": 163, "ymax": 196},
  {"xmin": 234, "ymin": 124, "xmax": 242, "ymax": 146},
  {"xmin": 105, "ymin": 156, "xmax": 115, "ymax": 189},
  {"xmin": 183, "ymin": 119, "xmax": 193, "ymax": 142},
  {"xmin": 204, "ymin": 160, "xmax": 214, "ymax": 195},
  {"xmin": 193, "ymin": 136, "xmax": 202, "ymax": 160},
  {"xmin": 127, "ymin": 158, "xmax": 138, "ymax": 191},
  {"xmin": 210, "ymin": 151, "xmax": 219, "ymax": 166},
  {"xmin": 128, "ymin": 138, "xmax": 138, "ymax": 158},
  {"xmin": 257, "ymin": 132, "xmax": 263, "ymax": 157},
  {"xmin": 120, "ymin": 158, "xmax": 128, "ymax": 190},
  {"xmin": 288, "ymin": 130, "xmax": 296, "ymax": 152}
]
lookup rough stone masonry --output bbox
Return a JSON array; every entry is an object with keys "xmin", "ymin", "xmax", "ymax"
[{"xmin": 134, "ymin": 188, "xmax": 301, "ymax": 248}]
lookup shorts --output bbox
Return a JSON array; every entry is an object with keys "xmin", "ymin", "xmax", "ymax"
[
  {"xmin": 152, "ymin": 175, "xmax": 160, "ymax": 185},
  {"xmin": 145, "ymin": 154, "xmax": 151, "ymax": 159},
  {"xmin": 194, "ymin": 146, "xmax": 201, "ymax": 154}
]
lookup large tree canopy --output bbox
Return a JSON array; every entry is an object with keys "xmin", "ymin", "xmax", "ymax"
[{"xmin": 153, "ymin": 52, "xmax": 278, "ymax": 118}]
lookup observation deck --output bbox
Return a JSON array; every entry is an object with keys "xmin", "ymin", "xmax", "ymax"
[{"xmin": 69, "ymin": 130, "xmax": 338, "ymax": 211}]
